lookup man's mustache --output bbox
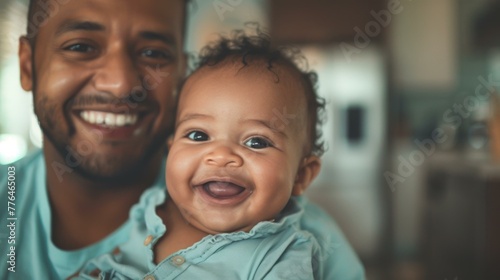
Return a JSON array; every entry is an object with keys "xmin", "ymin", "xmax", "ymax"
[{"xmin": 67, "ymin": 94, "xmax": 154, "ymax": 111}]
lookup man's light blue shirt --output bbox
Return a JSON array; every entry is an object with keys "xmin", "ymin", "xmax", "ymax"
[{"xmin": 0, "ymin": 150, "xmax": 365, "ymax": 279}]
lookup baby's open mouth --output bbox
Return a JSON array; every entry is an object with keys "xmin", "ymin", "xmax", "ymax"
[{"xmin": 203, "ymin": 181, "xmax": 245, "ymax": 199}]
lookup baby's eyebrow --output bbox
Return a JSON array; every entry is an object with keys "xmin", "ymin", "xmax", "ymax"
[
  {"xmin": 243, "ymin": 119, "xmax": 288, "ymax": 138},
  {"xmin": 176, "ymin": 113, "xmax": 213, "ymax": 128}
]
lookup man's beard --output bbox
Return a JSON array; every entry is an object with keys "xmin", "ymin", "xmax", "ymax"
[{"xmin": 34, "ymin": 96, "xmax": 168, "ymax": 186}]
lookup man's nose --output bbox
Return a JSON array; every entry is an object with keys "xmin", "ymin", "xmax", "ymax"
[
  {"xmin": 204, "ymin": 143, "xmax": 244, "ymax": 168},
  {"xmin": 93, "ymin": 49, "xmax": 141, "ymax": 98}
]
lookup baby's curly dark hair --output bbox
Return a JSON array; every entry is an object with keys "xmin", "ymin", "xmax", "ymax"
[{"xmin": 185, "ymin": 28, "xmax": 326, "ymax": 157}]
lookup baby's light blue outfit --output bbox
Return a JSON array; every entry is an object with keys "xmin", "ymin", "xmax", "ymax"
[
  {"xmin": 76, "ymin": 188, "xmax": 323, "ymax": 279},
  {"xmin": 0, "ymin": 150, "xmax": 365, "ymax": 280}
]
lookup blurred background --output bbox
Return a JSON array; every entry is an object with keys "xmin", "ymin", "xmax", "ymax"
[{"xmin": 1, "ymin": 0, "xmax": 500, "ymax": 279}]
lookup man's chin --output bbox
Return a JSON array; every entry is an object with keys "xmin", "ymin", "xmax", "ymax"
[
  {"xmin": 72, "ymin": 154, "xmax": 156, "ymax": 186},
  {"xmin": 44, "ymin": 129, "xmax": 168, "ymax": 186}
]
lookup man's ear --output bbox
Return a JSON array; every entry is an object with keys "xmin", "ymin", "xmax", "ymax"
[
  {"xmin": 19, "ymin": 36, "xmax": 34, "ymax": 92},
  {"xmin": 292, "ymin": 156, "xmax": 321, "ymax": 196},
  {"xmin": 167, "ymin": 135, "xmax": 174, "ymax": 149}
]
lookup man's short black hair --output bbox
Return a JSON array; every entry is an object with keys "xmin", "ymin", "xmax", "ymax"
[
  {"xmin": 187, "ymin": 28, "xmax": 326, "ymax": 157},
  {"xmin": 26, "ymin": 0, "xmax": 190, "ymax": 46}
]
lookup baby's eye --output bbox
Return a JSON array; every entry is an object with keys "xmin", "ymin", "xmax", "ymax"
[
  {"xmin": 187, "ymin": 131, "xmax": 209, "ymax": 142},
  {"xmin": 244, "ymin": 137, "xmax": 272, "ymax": 149}
]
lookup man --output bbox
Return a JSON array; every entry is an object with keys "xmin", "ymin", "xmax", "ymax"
[{"xmin": 0, "ymin": 0, "xmax": 365, "ymax": 279}]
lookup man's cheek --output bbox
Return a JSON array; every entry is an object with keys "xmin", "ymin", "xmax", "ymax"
[{"xmin": 36, "ymin": 69, "xmax": 70, "ymax": 96}]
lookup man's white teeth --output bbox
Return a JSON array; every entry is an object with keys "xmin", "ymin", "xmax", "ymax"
[{"xmin": 80, "ymin": 111, "xmax": 138, "ymax": 127}]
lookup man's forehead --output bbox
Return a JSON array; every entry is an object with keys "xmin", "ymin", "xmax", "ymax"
[{"xmin": 31, "ymin": 0, "xmax": 185, "ymax": 35}]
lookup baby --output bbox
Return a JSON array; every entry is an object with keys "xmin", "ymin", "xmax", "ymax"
[{"xmin": 77, "ymin": 31, "xmax": 327, "ymax": 280}]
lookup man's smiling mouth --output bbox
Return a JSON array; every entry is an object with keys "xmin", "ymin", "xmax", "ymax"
[
  {"xmin": 80, "ymin": 110, "xmax": 139, "ymax": 128},
  {"xmin": 74, "ymin": 108, "xmax": 154, "ymax": 140}
]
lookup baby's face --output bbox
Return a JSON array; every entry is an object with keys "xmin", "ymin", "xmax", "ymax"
[{"xmin": 166, "ymin": 62, "xmax": 315, "ymax": 234}]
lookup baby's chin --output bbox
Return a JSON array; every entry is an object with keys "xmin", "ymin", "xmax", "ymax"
[
  {"xmin": 188, "ymin": 217, "xmax": 273, "ymax": 235},
  {"xmin": 193, "ymin": 221, "xmax": 255, "ymax": 235}
]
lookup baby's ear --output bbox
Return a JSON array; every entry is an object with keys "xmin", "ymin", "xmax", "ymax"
[{"xmin": 292, "ymin": 156, "xmax": 321, "ymax": 196}]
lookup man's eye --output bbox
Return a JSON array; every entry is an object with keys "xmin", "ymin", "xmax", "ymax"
[
  {"xmin": 187, "ymin": 131, "xmax": 209, "ymax": 142},
  {"xmin": 244, "ymin": 137, "xmax": 272, "ymax": 149},
  {"xmin": 141, "ymin": 49, "xmax": 171, "ymax": 59},
  {"xmin": 65, "ymin": 44, "xmax": 94, "ymax": 53}
]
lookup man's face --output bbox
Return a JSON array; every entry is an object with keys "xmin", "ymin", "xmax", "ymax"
[
  {"xmin": 19, "ymin": 0, "xmax": 184, "ymax": 181},
  {"xmin": 166, "ymin": 63, "xmax": 318, "ymax": 234}
]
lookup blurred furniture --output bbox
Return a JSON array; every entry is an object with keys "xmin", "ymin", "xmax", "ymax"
[
  {"xmin": 490, "ymin": 95, "xmax": 500, "ymax": 161},
  {"xmin": 269, "ymin": 0, "xmax": 386, "ymax": 44},
  {"xmin": 474, "ymin": 1, "xmax": 500, "ymax": 49},
  {"xmin": 424, "ymin": 152, "xmax": 500, "ymax": 279}
]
